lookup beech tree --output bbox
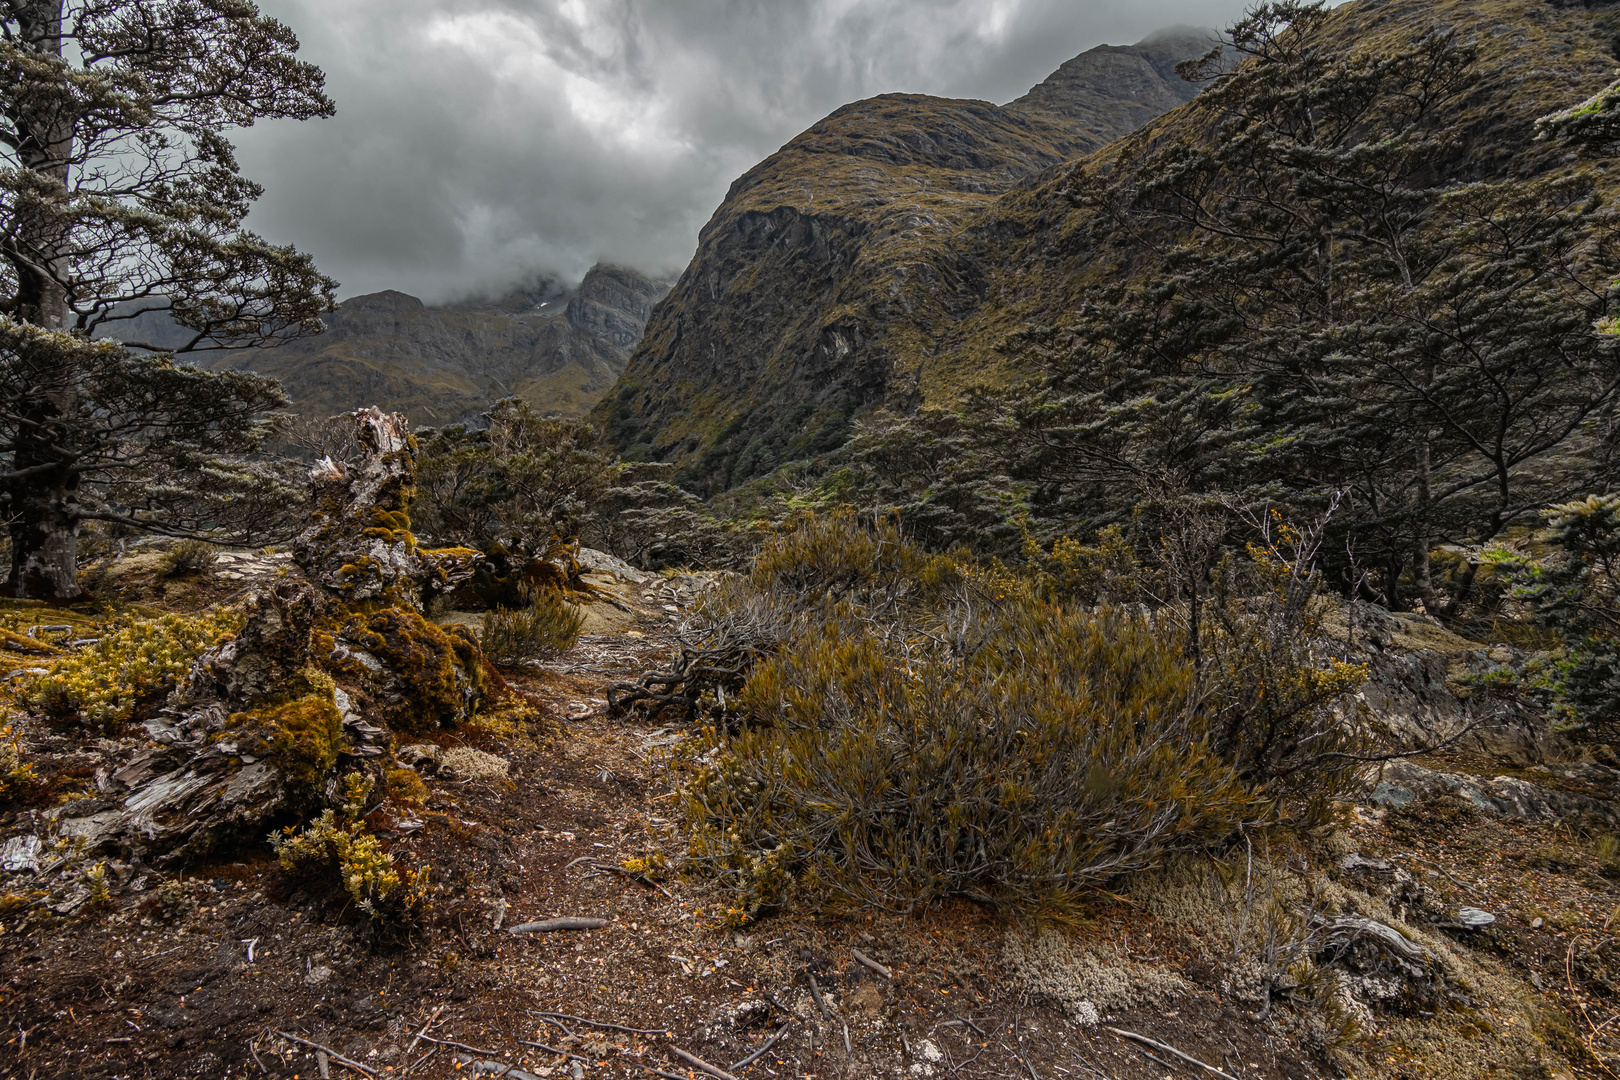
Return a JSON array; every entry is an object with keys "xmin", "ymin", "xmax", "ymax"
[
  {"xmin": 0, "ymin": 0, "xmax": 336, "ymax": 598},
  {"xmin": 1017, "ymin": 1, "xmax": 1620, "ymax": 608}
]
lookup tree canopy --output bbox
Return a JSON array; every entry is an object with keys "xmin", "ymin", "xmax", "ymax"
[{"xmin": 0, "ymin": 0, "xmax": 337, "ymax": 598}]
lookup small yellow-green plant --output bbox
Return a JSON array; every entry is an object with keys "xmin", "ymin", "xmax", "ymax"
[
  {"xmin": 480, "ymin": 587, "xmax": 584, "ymax": 666},
  {"xmin": 0, "ymin": 723, "xmax": 35, "ymax": 799},
  {"xmin": 270, "ymin": 810, "xmax": 428, "ymax": 923},
  {"xmin": 339, "ymin": 772, "xmax": 375, "ymax": 820},
  {"xmin": 27, "ymin": 609, "xmax": 240, "ymax": 728}
]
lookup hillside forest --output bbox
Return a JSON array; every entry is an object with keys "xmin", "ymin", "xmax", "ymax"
[{"xmin": 9, "ymin": 2, "xmax": 1620, "ymax": 1080}]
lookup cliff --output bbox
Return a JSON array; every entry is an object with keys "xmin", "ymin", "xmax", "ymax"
[{"xmin": 595, "ymin": 30, "xmax": 1219, "ymax": 491}]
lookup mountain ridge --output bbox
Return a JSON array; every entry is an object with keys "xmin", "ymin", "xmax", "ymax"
[{"xmin": 593, "ymin": 30, "xmax": 1224, "ymax": 491}]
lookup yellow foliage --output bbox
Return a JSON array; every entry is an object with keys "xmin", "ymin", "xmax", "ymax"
[
  {"xmin": 227, "ymin": 671, "xmax": 345, "ymax": 789},
  {"xmin": 0, "ymin": 723, "xmax": 35, "ymax": 798},
  {"xmin": 385, "ymin": 767, "xmax": 427, "ymax": 807},
  {"xmin": 270, "ymin": 810, "xmax": 429, "ymax": 923},
  {"xmin": 26, "ymin": 609, "xmax": 241, "ymax": 728}
]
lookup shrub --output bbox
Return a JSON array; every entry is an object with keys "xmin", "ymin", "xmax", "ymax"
[
  {"xmin": 27, "ymin": 609, "xmax": 241, "ymax": 729},
  {"xmin": 671, "ymin": 510, "xmax": 1369, "ymax": 918},
  {"xmin": 1511, "ymin": 495, "xmax": 1620, "ymax": 735},
  {"xmin": 270, "ymin": 810, "xmax": 428, "ymax": 923},
  {"xmin": 160, "ymin": 539, "xmax": 218, "ymax": 577},
  {"xmin": 0, "ymin": 723, "xmax": 35, "ymax": 800},
  {"xmin": 480, "ymin": 588, "xmax": 584, "ymax": 666},
  {"xmin": 688, "ymin": 603, "xmax": 1263, "ymax": 916}
]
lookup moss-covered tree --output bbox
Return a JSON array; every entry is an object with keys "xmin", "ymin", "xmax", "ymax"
[{"xmin": 0, "ymin": 0, "xmax": 336, "ymax": 598}]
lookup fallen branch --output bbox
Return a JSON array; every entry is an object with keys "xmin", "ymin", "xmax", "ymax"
[
  {"xmin": 851, "ymin": 948, "xmax": 892, "ymax": 979},
  {"xmin": 518, "ymin": 1038, "xmax": 592, "ymax": 1063},
  {"xmin": 730, "ymin": 1023, "xmax": 792, "ymax": 1071},
  {"xmin": 508, "ymin": 917, "xmax": 608, "ymax": 934},
  {"xmin": 1104, "ymin": 1028, "xmax": 1238, "ymax": 1080},
  {"xmin": 400, "ymin": 1006, "xmax": 444, "ymax": 1075},
  {"xmin": 670, "ymin": 1045, "xmax": 739, "ymax": 1080},
  {"xmin": 534, "ymin": 1011, "xmax": 670, "ymax": 1036},
  {"xmin": 272, "ymin": 1030, "xmax": 376, "ymax": 1077}
]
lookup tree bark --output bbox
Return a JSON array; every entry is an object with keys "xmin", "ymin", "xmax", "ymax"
[{"xmin": 5, "ymin": 0, "xmax": 81, "ymax": 599}]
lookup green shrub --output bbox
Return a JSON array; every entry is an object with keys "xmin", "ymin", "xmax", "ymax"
[
  {"xmin": 480, "ymin": 588, "xmax": 584, "ymax": 666},
  {"xmin": 161, "ymin": 539, "xmax": 218, "ymax": 577},
  {"xmin": 689, "ymin": 603, "xmax": 1264, "ymax": 916}
]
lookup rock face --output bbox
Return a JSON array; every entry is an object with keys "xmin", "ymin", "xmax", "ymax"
[
  {"xmin": 121, "ymin": 264, "xmax": 671, "ymax": 427},
  {"xmin": 599, "ymin": 1, "xmax": 1620, "ymax": 494},
  {"xmin": 596, "ymin": 31, "xmax": 1219, "ymax": 492}
]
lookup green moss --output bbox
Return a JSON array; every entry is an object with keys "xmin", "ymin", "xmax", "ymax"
[
  {"xmin": 226, "ymin": 670, "xmax": 345, "ymax": 790},
  {"xmin": 339, "ymin": 605, "xmax": 482, "ymax": 734}
]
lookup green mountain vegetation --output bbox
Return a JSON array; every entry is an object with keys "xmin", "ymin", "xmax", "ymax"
[
  {"xmin": 595, "ymin": 29, "xmax": 1221, "ymax": 490},
  {"xmin": 600, "ymin": 0, "xmax": 1620, "ymax": 511}
]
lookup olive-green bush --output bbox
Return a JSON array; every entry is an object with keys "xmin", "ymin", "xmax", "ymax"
[
  {"xmin": 673, "ymin": 512, "xmax": 1369, "ymax": 920},
  {"xmin": 480, "ymin": 587, "xmax": 585, "ymax": 666}
]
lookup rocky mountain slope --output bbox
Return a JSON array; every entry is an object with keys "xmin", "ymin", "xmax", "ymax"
[
  {"xmin": 594, "ymin": 29, "xmax": 1217, "ymax": 491},
  {"xmin": 598, "ymin": 2, "xmax": 1620, "ymax": 494},
  {"xmin": 129, "ymin": 264, "xmax": 671, "ymax": 428}
]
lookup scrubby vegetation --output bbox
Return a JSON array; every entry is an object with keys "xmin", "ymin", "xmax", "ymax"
[
  {"xmin": 25, "ymin": 609, "xmax": 241, "ymax": 730},
  {"xmin": 270, "ymin": 807, "xmax": 429, "ymax": 925},
  {"xmin": 658, "ymin": 513, "xmax": 1368, "ymax": 920},
  {"xmin": 480, "ymin": 588, "xmax": 585, "ymax": 666}
]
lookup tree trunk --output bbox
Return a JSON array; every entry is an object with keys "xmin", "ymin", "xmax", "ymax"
[
  {"xmin": 7, "ymin": 472, "xmax": 80, "ymax": 599},
  {"xmin": 4, "ymin": 0, "xmax": 81, "ymax": 599}
]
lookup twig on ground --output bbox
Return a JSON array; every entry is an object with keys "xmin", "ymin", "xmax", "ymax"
[
  {"xmin": 272, "ymin": 1030, "xmax": 375, "ymax": 1077},
  {"xmin": 534, "ymin": 1010, "xmax": 670, "ymax": 1035},
  {"xmin": 417, "ymin": 1034, "xmax": 501, "ymax": 1057},
  {"xmin": 1105, "ymin": 1028, "xmax": 1237, "ymax": 1080},
  {"xmin": 519, "ymin": 1038, "xmax": 593, "ymax": 1063},
  {"xmin": 806, "ymin": 968, "xmax": 828, "ymax": 1018},
  {"xmin": 730, "ymin": 1022, "xmax": 792, "ymax": 1071},
  {"xmin": 318, "ymin": 1048, "xmax": 331, "ymax": 1079},
  {"xmin": 450, "ymin": 1053, "xmax": 544, "ymax": 1080},
  {"xmin": 647, "ymin": 1069, "xmax": 698, "ymax": 1080},
  {"xmin": 247, "ymin": 1035, "xmax": 268, "ymax": 1075},
  {"xmin": 508, "ymin": 917, "xmax": 609, "ymax": 934},
  {"xmin": 851, "ymin": 948, "xmax": 892, "ymax": 978},
  {"xmin": 402, "ymin": 1005, "xmax": 445, "ymax": 1070},
  {"xmin": 670, "ymin": 1045, "xmax": 740, "ymax": 1080}
]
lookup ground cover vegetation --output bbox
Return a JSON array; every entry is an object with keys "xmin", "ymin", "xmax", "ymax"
[{"xmin": 605, "ymin": 511, "xmax": 1371, "ymax": 923}]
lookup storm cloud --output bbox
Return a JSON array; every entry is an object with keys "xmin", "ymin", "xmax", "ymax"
[{"xmin": 239, "ymin": 0, "xmax": 1248, "ymax": 302}]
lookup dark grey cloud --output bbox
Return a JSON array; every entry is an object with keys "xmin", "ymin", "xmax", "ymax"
[{"xmin": 239, "ymin": 0, "xmax": 1247, "ymax": 302}]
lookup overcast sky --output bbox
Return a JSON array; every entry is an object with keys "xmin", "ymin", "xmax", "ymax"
[{"xmin": 240, "ymin": 0, "xmax": 1248, "ymax": 303}]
